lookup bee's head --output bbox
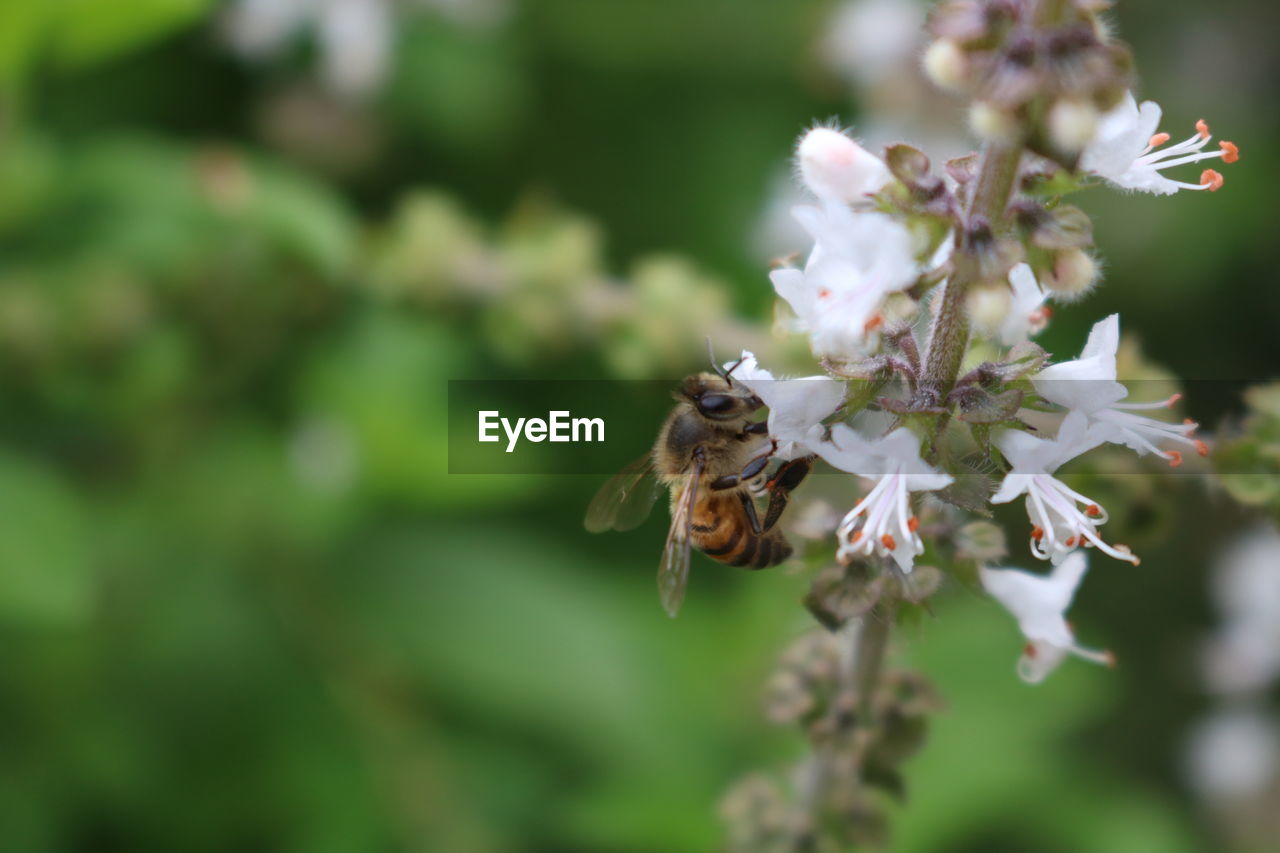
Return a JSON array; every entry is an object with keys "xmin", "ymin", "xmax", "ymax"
[{"xmin": 679, "ymin": 373, "xmax": 763, "ymax": 421}]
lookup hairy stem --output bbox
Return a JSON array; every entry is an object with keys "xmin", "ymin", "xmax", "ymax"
[
  {"xmin": 795, "ymin": 602, "xmax": 893, "ymax": 840},
  {"xmin": 851, "ymin": 604, "xmax": 891, "ymax": 715},
  {"xmin": 920, "ymin": 140, "xmax": 1023, "ymax": 398}
]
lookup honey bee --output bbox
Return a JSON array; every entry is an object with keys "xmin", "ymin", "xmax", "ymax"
[{"xmin": 585, "ymin": 362, "xmax": 812, "ymax": 617}]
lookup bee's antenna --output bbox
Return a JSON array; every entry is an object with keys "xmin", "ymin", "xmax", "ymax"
[{"xmin": 706, "ymin": 337, "xmax": 735, "ymax": 386}]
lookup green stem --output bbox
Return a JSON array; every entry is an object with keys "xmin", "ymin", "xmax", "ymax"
[
  {"xmin": 920, "ymin": 140, "xmax": 1023, "ymax": 398},
  {"xmin": 851, "ymin": 604, "xmax": 891, "ymax": 716}
]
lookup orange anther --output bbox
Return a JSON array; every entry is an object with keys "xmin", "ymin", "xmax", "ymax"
[
  {"xmin": 1031, "ymin": 526, "xmax": 1044, "ymax": 541},
  {"xmin": 1085, "ymin": 504, "xmax": 1101, "ymax": 517},
  {"xmin": 880, "ymin": 533, "xmax": 896, "ymax": 550},
  {"xmin": 1167, "ymin": 450, "xmax": 1183, "ymax": 468},
  {"xmin": 818, "ymin": 287, "xmax": 832, "ymax": 299},
  {"xmin": 907, "ymin": 516, "xmax": 920, "ymax": 533},
  {"xmin": 1183, "ymin": 417, "xmax": 1196, "ymax": 426},
  {"xmin": 864, "ymin": 313, "xmax": 884, "ymax": 333},
  {"xmin": 1103, "ymin": 650, "xmax": 1117, "ymax": 668},
  {"xmin": 1195, "ymin": 439, "xmax": 1209, "ymax": 457},
  {"xmin": 1023, "ymin": 642, "xmax": 1038, "ymax": 658},
  {"xmin": 1165, "ymin": 393, "xmax": 1183, "ymax": 408},
  {"xmin": 1065, "ymin": 536, "xmax": 1078, "ymax": 548},
  {"xmin": 1196, "ymin": 119, "xmax": 1210, "ymax": 140},
  {"xmin": 1148, "ymin": 132, "xmax": 1170, "ymax": 147},
  {"xmin": 850, "ymin": 530, "xmax": 863, "ymax": 543},
  {"xmin": 1220, "ymin": 141, "xmax": 1239, "ymax": 164},
  {"xmin": 1201, "ymin": 169, "xmax": 1224, "ymax": 191}
]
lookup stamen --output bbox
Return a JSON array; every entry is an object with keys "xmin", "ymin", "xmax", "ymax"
[
  {"xmin": 1195, "ymin": 439, "xmax": 1209, "ymax": 457},
  {"xmin": 907, "ymin": 516, "xmax": 920, "ymax": 533},
  {"xmin": 1167, "ymin": 450, "xmax": 1183, "ymax": 468},
  {"xmin": 1023, "ymin": 642, "xmax": 1038, "ymax": 658},
  {"xmin": 850, "ymin": 530, "xmax": 863, "ymax": 543},
  {"xmin": 880, "ymin": 533, "xmax": 896, "ymax": 550},
  {"xmin": 1166, "ymin": 393, "xmax": 1182, "ymax": 408},
  {"xmin": 1085, "ymin": 504, "xmax": 1101, "ymax": 517},
  {"xmin": 1113, "ymin": 543, "xmax": 1139, "ymax": 566},
  {"xmin": 1065, "ymin": 536, "xmax": 1078, "ymax": 547},
  {"xmin": 1220, "ymin": 141, "xmax": 1239, "ymax": 164},
  {"xmin": 864, "ymin": 313, "xmax": 884, "ymax": 334},
  {"xmin": 1031, "ymin": 526, "xmax": 1044, "ymax": 541},
  {"xmin": 1200, "ymin": 169, "xmax": 1224, "ymax": 191},
  {"xmin": 1196, "ymin": 119, "xmax": 1210, "ymax": 140},
  {"xmin": 818, "ymin": 287, "xmax": 831, "ymax": 299},
  {"xmin": 1103, "ymin": 650, "xmax": 1117, "ymax": 668},
  {"xmin": 1148, "ymin": 132, "xmax": 1170, "ymax": 147}
]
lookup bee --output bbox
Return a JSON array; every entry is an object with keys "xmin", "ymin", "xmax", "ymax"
[{"xmin": 585, "ymin": 361, "xmax": 812, "ymax": 617}]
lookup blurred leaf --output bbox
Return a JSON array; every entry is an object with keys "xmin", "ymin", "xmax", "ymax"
[
  {"xmin": 0, "ymin": 0, "xmax": 211, "ymax": 86},
  {"xmin": 0, "ymin": 454, "xmax": 91, "ymax": 625}
]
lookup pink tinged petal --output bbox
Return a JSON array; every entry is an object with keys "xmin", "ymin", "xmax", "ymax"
[{"xmin": 796, "ymin": 128, "xmax": 892, "ymax": 204}]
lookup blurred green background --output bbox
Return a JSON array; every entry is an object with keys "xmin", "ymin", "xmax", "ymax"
[{"xmin": 0, "ymin": 0, "xmax": 1277, "ymax": 851}]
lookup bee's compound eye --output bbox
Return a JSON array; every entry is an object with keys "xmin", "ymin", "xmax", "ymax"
[{"xmin": 696, "ymin": 393, "xmax": 735, "ymax": 415}]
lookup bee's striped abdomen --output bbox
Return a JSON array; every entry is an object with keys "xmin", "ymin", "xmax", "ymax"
[{"xmin": 691, "ymin": 494, "xmax": 793, "ymax": 570}]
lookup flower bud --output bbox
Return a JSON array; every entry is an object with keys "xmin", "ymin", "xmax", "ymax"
[
  {"xmin": 922, "ymin": 39, "xmax": 967, "ymax": 92},
  {"xmin": 1041, "ymin": 248, "xmax": 1098, "ymax": 301},
  {"xmin": 1047, "ymin": 98, "xmax": 1100, "ymax": 153},
  {"xmin": 968, "ymin": 101, "xmax": 1019, "ymax": 141},
  {"xmin": 966, "ymin": 285, "xmax": 1013, "ymax": 337},
  {"xmin": 797, "ymin": 127, "xmax": 891, "ymax": 204}
]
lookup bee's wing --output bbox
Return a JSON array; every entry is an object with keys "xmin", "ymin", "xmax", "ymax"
[
  {"xmin": 657, "ymin": 454, "xmax": 703, "ymax": 618},
  {"xmin": 584, "ymin": 454, "xmax": 661, "ymax": 533}
]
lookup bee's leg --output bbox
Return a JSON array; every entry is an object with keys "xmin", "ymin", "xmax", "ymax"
[
  {"xmin": 737, "ymin": 491, "xmax": 762, "ymax": 535},
  {"xmin": 709, "ymin": 441, "xmax": 776, "ymax": 492},
  {"xmin": 761, "ymin": 456, "xmax": 813, "ymax": 532}
]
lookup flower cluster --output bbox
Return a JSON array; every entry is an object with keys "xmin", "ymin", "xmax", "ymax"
[
  {"xmin": 701, "ymin": 3, "xmax": 1246, "ymax": 847},
  {"xmin": 739, "ymin": 0, "xmax": 1235, "ymax": 689}
]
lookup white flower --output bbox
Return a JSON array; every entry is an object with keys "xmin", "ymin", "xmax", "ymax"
[
  {"xmin": 821, "ymin": 0, "xmax": 926, "ymax": 88},
  {"xmin": 1185, "ymin": 708, "xmax": 1280, "ymax": 802},
  {"xmin": 795, "ymin": 127, "xmax": 892, "ymax": 205},
  {"xmin": 1200, "ymin": 523, "xmax": 1280, "ymax": 694},
  {"xmin": 1033, "ymin": 314, "xmax": 1207, "ymax": 467},
  {"xmin": 223, "ymin": 0, "xmax": 393, "ymax": 98},
  {"xmin": 728, "ymin": 352, "xmax": 845, "ymax": 461},
  {"xmin": 981, "ymin": 552, "xmax": 1115, "ymax": 683},
  {"xmin": 771, "ymin": 203, "xmax": 921, "ymax": 358},
  {"xmin": 317, "ymin": 0, "xmax": 392, "ymax": 98},
  {"xmin": 1080, "ymin": 92, "xmax": 1238, "ymax": 195},
  {"xmin": 811, "ymin": 425, "xmax": 952, "ymax": 573},
  {"xmin": 992, "ymin": 410, "xmax": 1139, "ymax": 565}
]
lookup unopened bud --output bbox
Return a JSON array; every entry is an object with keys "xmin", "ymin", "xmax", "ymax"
[
  {"xmin": 1047, "ymin": 98, "xmax": 1100, "ymax": 154},
  {"xmin": 1041, "ymin": 249, "xmax": 1098, "ymax": 301},
  {"xmin": 969, "ymin": 101, "xmax": 1019, "ymax": 141},
  {"xmin": 922, "ymin": 39, "xmax": 967, "ymax": 92},
  {"xmin": 966, "ymin": 285, "xmax": 1012, "ymax": 337},
  {"xmin": 797, "ymin": 127, "xmax": 891, "ymax": 204}
]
